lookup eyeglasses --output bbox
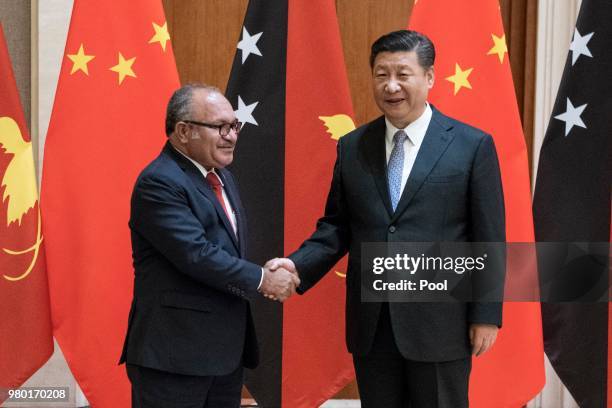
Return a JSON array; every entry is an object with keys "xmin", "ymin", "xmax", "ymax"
[{"xmin": 183, "ymin": 120, "xmax": 242, "ymax": 136}]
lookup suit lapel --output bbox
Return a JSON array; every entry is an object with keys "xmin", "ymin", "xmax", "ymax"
[
  {"xmin": 217, "ymin": 169, "xmax": 245, "ymax": 256},
  {"xmin": 362, "ymin": 116, "xmax": 393, "ymax": 218},
  {"xmin": 164, "ymin": 143, "xmax": 240, "ymax": 253},
  {"xmin": 390, "ymin": 108, "xmax": 455, "ymax": 223}
]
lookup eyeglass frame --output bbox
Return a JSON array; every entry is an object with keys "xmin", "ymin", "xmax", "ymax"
[{"xmin": 182, "ymin": 119, "xmax": 242, "ymax": 137}]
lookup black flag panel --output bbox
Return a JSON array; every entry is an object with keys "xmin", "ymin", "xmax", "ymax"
[
  {"xmin": 225, "ymin": 1, "xmax": 287, "ymax": 407},
  {"xmin": 533, "ymin": 0, "xmax": 612, "ymax": 406}
]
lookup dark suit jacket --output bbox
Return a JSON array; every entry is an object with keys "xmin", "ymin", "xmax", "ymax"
[
  {"xmin": 119, "ymin": 142, "xmax": 261, "ymax": 376},
  {"xmin": 289, "ymin": 107, "xmax": 505, "ymax": 362}
]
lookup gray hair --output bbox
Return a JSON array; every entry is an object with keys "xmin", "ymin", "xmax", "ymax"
[{"xmin": 165, "ymin": 83, "xmax": 221, "ymax": 136}]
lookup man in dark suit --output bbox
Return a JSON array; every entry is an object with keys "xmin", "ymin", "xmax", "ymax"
[
  {"xmin": 119, "ymin": 84, "xmax": 299, "ymax": 408},
  {"xmin": 269, "ymin": 30, "xmax": 505, "ymax": 407}
]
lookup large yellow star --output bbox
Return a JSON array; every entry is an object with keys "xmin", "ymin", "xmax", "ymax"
[
  {"xmin": 109, "ymin": 52, "xmax": 137, "ymax": 85},
  {"xmin": 67, "ymin": 43, "xmax": 95, "ymax": 75},
  {"xmin": 149, "ymin": 22, "xmax": 170, "ymax": 52},
  {"xmin": 445, "ymin": 63, "xmax": 473, "ymax": 95},
  {"xmin": 487, "ymin": 33, "xmax": 508, "ymax": 63}
]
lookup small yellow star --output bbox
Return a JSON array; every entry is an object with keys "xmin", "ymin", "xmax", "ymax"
[
  {"xmin": 487, "ymin": 33, "xmax": 508, "ymax": 63},
  {"xmin": 109, "ymin": 52, "xmax": 137, "ymax": 85},
  {"xmin": 66, "ymin": 44, "xmax": 95, "ymax": 75},
  {"xmin": 149, "ymin": 22, "xmax": 170, "ymax": 52},
  {"xmin": 445, "ymin": 63, "xmax": 473, "ymax": 95}
]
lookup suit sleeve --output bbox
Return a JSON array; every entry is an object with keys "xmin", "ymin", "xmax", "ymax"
[
  {"xmin": 289, "ymin": 140, "xmax": 350, "ymax": 293},
  {"xmin": 467, "ymin": 134, "xmax": 506, "ymax": 326},
  {"xmin": 130, "ymin": 174, "xmax": 262, "ymax": 299}
]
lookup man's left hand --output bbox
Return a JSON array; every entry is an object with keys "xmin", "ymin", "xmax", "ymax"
[{"xmin": 469, "ymin": 323, "xmax": 498, "ymax": 356}]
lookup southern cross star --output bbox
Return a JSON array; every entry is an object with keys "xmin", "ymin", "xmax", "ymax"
[
  {"xmin": 554, "ymin": 97, "xmax": 587, "ymax": 136},
  {"xmin": 237, "ymin": 27, "xmax": 263, "ymax": 64},
  {"xmin": 569, "ymin": 28, "xmax": 594, "ymax": 66}
]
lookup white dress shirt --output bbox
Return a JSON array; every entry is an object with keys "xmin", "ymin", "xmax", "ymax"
[{"xmin": 384, "ymin": 103, "xmax": 433, "ymax": 197}]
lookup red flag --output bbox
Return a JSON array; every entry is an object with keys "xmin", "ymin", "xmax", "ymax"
[
  {"xmin": 0, "ymin": 24, "xmax": 53, "ymax": 398},
  {"xmin": 409, "ymin": 1, "xmax": 544, "ymax": 406},
  {"xmin": 284, "ymin": 0, "xmax": 356, "ymax": 406},
  {"xmin": 40, "ymin": 1, "xmax": 179, "ymax": 406}
]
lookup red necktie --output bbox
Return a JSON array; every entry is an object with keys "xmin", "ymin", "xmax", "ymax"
[{"xmin": 206, "ymin": 171, "xmax": 232, "ymax": 222}]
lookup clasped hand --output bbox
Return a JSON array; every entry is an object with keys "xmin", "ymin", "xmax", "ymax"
[{"xmin": 259, "ymin": 258, "xmax": 299, "ymax": 302}]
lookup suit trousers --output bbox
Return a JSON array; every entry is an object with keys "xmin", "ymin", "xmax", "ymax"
[
  {"xmin": 127, "ymin": 364, "xmax": 243, "ymax": 408},
  {"xmin": 353, "ymin": 304, "xmax": 471, "ymax": 408}
]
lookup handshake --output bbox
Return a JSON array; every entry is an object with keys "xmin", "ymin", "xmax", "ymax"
[{"xmin": 259, "ymin": 258, "xmax": 299, "ymax": 302}]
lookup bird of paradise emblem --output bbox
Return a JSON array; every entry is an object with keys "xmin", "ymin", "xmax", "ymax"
[{"xmin": 0, "ymin": 116, "xmax": 43, "ymax": 281}]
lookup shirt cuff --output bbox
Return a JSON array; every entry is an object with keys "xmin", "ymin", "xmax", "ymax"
[{"xmin": 257, "ymin": 267, "xmax": 265, "ymax": 290}]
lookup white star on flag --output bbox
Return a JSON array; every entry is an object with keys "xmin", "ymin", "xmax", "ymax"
[
  {"xmin": 554, "ymin": 97, "xmax": 587, "ymax": 136},
  {"xmin": 235, "ymin": 96, "xmax": 259, "ymax": 126},
  {"xmin": 569, "ymin": 28, "xmax": 594, "ymax": 65},
  {"xmin": 237, "ymin": 27, "xmax": 263, "ymax": 64}
]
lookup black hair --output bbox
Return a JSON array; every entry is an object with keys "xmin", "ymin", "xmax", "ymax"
[{"xmin": 370, "ymin": 29, "xmax": 435, "ymax": 69}]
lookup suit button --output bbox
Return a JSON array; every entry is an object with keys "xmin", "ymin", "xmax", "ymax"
[{"xmin": 389, "ymin": 225, "xmax": 396, "ymax": 233}]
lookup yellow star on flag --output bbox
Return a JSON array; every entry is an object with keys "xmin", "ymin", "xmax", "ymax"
[
  {"xmin": 445, "ymin": 63, "xmax": 473, "ymax": 95},
  {"xmin": 67, "ymin": 43, "xmax": 95, "ymax": 75},
  {"xmin": 149, "ymin": 22, "xmax": 170, "ymax": 52},
  {"xmin": 109, "ymin": 52, "xmax": 137, "ymax": 85},
  {"xmin": 487, "ymin": 33, "xmax": 508, "ymax": 63}
]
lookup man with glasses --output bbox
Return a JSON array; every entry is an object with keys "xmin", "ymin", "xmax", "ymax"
[{"xmin": 119, "ymin": 84, "xmax": 299, "ymax": 407}]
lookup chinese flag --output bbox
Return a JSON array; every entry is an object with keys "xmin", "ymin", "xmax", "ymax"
[
  {"xmin": 283, "ymin": 0, "xmax": 356, "ymax": 406},
  {"xmin": 40, "ymin": 1, "xmax": 179, "ymax": 406},
  {"xmin": 409, "ymin": 1, "xmax": 545, "ymax": 407},
  {"xmin": 0, "ymin": 24, "xmax": 53, "ymax": 399}
]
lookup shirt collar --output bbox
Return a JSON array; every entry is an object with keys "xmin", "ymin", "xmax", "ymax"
[
  {"xmin": 384, "ymin": 102, "xmax": 432, "ymax": 147},
  {"xmin": 172, "ymin": 145, "xmax": 224, "ymax": 186}
]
